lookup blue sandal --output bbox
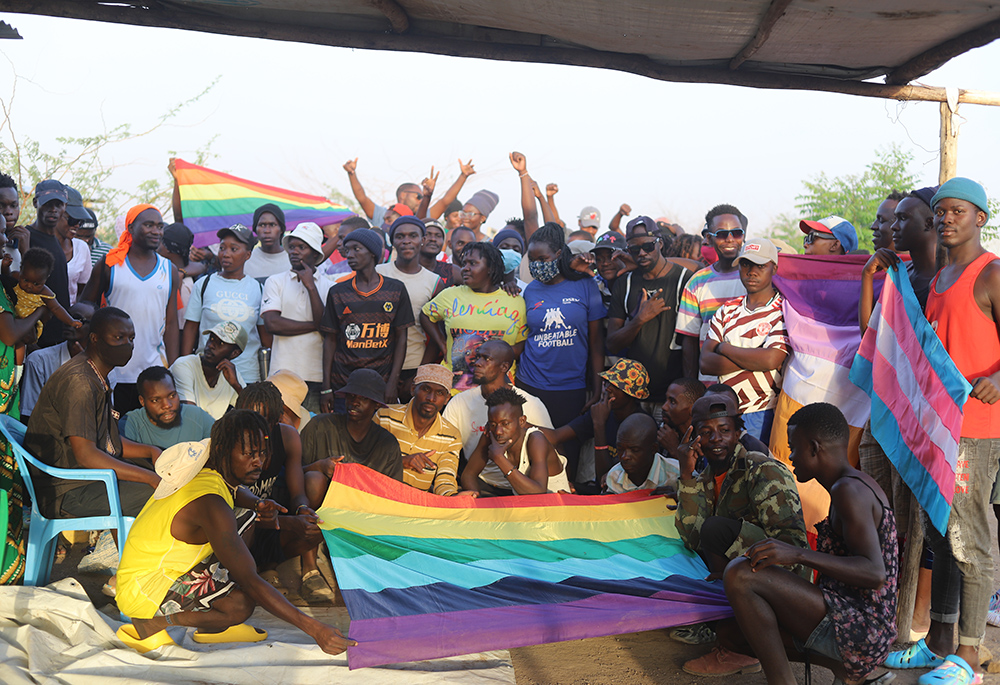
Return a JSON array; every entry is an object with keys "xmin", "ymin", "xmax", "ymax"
[
  {"xmin": 884, "ymin": 639, "xmax": 945, "ymax": 669},
  {"xmin": 917, "ymin": 655, "xmax": 982, "ymax": 685}
]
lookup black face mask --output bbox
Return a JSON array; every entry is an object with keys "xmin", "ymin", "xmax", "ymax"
[{"xmin": 103, "ymin": 341, "xmax": 134, "ymax": 368}]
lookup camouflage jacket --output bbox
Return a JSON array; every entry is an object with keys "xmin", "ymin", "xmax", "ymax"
[{"xmin": 675, "ymin": 443, "xmax": 810, "ymax": 578}]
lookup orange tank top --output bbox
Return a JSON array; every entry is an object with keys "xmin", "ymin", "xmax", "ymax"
[{"xmin": 926, "ymin": 252, "xmax": 1000, "ymax": 438}]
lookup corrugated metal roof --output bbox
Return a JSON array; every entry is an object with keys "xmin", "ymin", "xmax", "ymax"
[{"xmin": 5, "ymin": 0, "xmax": 1000, "ymax": 90}]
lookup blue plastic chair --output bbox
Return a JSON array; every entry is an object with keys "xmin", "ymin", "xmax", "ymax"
[{"xmin": 0, "ymin": 414, "xmax": 134, "ymax": 586}]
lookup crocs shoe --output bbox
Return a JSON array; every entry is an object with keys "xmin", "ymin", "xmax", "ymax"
[
  {"xmin": 682, "ymin": 646, "xmax": 761, "ymax": 676},
  {"xmin": 917, "ymin": 655, "xmax": 983, "ymax": 685},
  {"xmin": 987, "ymin": 591, "xmax": 1000, "ymax": 627},
  {"xmin": 669, "ymin": 623, "xmax": 717, "ymax": 645},
  {"xmin": 885, "ymin": 639, "xmax": 945, "ymax": 669}
]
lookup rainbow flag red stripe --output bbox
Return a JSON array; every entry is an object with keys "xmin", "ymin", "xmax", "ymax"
[
  {"xmin": 850, "ymin": 264, "xmax": 971, "ymax": 534},
  {"xmin": 173, "ymin": 158, "xmax": 355, "ymax": 247},
  {"xmin": 319, "ymin": 464, "xmax": 731, "ymax": 669}
]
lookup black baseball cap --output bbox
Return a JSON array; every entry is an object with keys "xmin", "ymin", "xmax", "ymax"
[{"xmin": 34, "ymin": 179, "xmax": 68, "ymax": 206}]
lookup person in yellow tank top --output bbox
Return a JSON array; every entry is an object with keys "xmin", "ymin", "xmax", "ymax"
[{"xmin": 115, "ymin": 409, "xmax": 356, "ymax": 655}]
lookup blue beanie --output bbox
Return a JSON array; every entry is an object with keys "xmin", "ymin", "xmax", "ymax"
[
  {"xmin": 343, "ymin": 228, "xmax": 384, "ymax": 264},
  {"xmin": 492, "ymin": 227, "xmax": 525, "ymax": 253},
  {"xmin": 389, "ymin": 215, "xmax": 425, "ymax": 242},
  {"xmin": 931, "ymin": 177, "xmax": 990, "ymax": 221}
]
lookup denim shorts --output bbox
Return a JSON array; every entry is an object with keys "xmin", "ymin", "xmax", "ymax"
[{"xmin": 794, "ymin": 614, "xmax": 841, "ymax": 662}]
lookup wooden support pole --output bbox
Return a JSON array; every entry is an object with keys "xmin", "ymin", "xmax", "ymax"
[
  {"xmin": 939, "ymin": 102, "xmax": 959, "ymax": 184},
  {"xmin": 896, "ymin": 493, "xmax": 923, "ymax": 641}
]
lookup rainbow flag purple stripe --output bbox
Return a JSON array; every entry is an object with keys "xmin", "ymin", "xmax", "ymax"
[
  {"xmin": 850, "ymin": 264, "xmax": 971, "ymax": 535},
  {"xmin": 174, "ymin": 158, "xmax": 355, "ymax": 247},
  {"xmin": 318, "ymin": 464, "xmax": 731, "ymax": 669}
]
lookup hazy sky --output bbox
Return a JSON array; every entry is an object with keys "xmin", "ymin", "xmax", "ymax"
[{"xmin": 2, "ymin": 12, "xmax": 999, "ymax": 237}]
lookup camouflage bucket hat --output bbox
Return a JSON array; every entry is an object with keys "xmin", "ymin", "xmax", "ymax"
[{"xmin": 599, "ymin": 359, "xmax": 650, "ymax": 400}]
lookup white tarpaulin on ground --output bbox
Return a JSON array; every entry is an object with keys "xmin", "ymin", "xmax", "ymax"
[{"xmin": 0, "ymin": 578, "xmax": 514, "ymax": 685}]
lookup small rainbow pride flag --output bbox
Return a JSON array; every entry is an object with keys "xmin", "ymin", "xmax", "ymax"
[
  {"xmin": 850, "ymin": 264, "xmax": 971, "ymax": 535},
  {"xmin": 319, "ymin": 464, "xmax": 731, "ymax": 669},
  {"xmin": 173, "ymin": 158, "xmax": 355, "ymax": 247}
]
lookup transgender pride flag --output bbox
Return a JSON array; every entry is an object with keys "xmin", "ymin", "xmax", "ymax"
[{"xmin": 850, "ymin": 264, "xmax": 971, "ymax": 535}]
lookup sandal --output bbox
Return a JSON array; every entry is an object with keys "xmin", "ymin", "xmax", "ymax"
[
  {"xmin": 917, "ymin": 655, "xmax": 983, "ymax": 685},
  {"xmin": 192, "ymin": 623, "xmax": 267, "ymax": 644},
  {"xmin": 116, "ymin": 624, "xmax": 176, "ymax": 654},
  {"xmin": 885, "ymin": 639, "xmax": 945, "ymax": 669},
  {"xmin": 300, "ymin": 569, "xmax": 335, "ymax": 604}
]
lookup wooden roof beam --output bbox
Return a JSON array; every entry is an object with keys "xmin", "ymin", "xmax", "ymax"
[
  {"xmin": 730, "ymin": 0, "xmax": 794, "ymax": 71},
  {"xmin": 886, "ymin": 18, "xmax": 1000, "ymax": 85}
]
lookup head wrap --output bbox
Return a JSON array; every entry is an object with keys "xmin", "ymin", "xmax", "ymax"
[
  {"xmin": 253, "ymin": 203, "xmax": 286, "ymax": 231},
  {"xmin": 466, "ymin": 190, "xmax": 499, "ymax": 217},
  {"xmin": 343, "ymin": 228, "xmax": 384, "ymax": 264},
  {"xmin": 107, "ymin": 204, "xmax": 160, "ymax": 267},
  {"xmin": 931, "ymin": 177, "xmax": 990, "ymax": 221},
  {"xmin": 492, "ymin": 227, "xmax": 525, "ymax": 253}
]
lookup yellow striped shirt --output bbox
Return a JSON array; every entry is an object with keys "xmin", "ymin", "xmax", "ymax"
[{"xmin": 377, "ymin": 403, "xmax": 463, "ymax": 496}]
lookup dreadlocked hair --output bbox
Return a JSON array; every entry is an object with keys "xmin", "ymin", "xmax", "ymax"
[
  {"xmin": 461, "ymin": 241, "xmax": 506, "ymax": 288},
  {"xmin": 236, "ymin": 382, "xmax": 284, "ymax": 427},
  {"xmin": 206, "ymin": 409, "xmax": 270, "ymax": 484}
]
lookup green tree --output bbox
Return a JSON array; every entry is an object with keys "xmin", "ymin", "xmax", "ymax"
[
  {"xmin": 0, "ymin": 79, "xmax": 218, "ymax": 243},
  {"xmin": 794, "ymin": 144, "xmax": 920, "ymax": 251},
  {"xmin": 762, "ymin": 211, "xmax": 802, "ymax": 252}
]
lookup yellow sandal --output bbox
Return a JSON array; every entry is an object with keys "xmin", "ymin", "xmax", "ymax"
[
  {"xmin": 192, "ymin": 623, "xmax": 268, "ymax": 644},
  {"xmin": 116, "ymin": 624, "xmax": 176, "ymax": 654}
]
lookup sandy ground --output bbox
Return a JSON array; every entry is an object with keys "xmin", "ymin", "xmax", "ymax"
[{"xmin": 53, "ymin": 528, "xmax": 1000, "ymax": 685}]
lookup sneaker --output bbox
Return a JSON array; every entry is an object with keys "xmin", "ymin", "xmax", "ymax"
[
  {"xmin": 682, "ymin": 646, "xmax": 761, "ymax": 676},
  {"xmin": 669, "ymin": 623, "xmax": 717, "ymax": 645},
  {"xmin": 988, "ymin": 591, "xmax": 1000, "ymax": 627}
]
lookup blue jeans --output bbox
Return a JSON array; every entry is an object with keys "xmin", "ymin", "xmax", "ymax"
[{"xmin": 742, "ymin": 408, "xmax": 775, "ymax": 445}]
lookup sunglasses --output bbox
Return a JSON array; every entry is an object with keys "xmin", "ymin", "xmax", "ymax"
[
  {"xmin": 626, "ymin": 239, "xmax": 659, "ymax": 257},
  {"xmin": 804, "ymin": 231, "xmax": 837, "ymax": 245},
  {"xmin": 707, "ymin": 228, "xmax": 745, "ymax": 240}
]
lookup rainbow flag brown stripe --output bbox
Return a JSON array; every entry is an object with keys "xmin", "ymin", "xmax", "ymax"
[
  {"xmin": 173, "ymin": 158, "xmax": 355, "ymax": 247},
  {"xmin": 319, "ymin": 464, "xmax": 731, "ymax": 669}
]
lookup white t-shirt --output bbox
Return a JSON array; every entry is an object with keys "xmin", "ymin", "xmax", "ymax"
[
  {"xmin": 442, "ymin": 385, "xmax": 553, "ymax": 458},
  {"xmin": 375, "ymin": 261, "xmax": 442, "ymax": 370},
  {"xmin": 244, "ymin": 248, "xmax": 292, "ymax": 283},
  {"xmin": 605, "ymin": 452, "xmax": 680, "ymax": 494},
  {"xmin": 260, "ymin": 269, "xmax": 335, "ymax": 383},
  {"xmin": 186, "ymin": 273, "xmax": 264, "ymax": 383},
  {"xmin": 66, "ymin": 238, "xmax": 93, "ymax": 306},
  {"xmin": 170, "ymin": 353, "xmax": 244, "ymax": 420}
]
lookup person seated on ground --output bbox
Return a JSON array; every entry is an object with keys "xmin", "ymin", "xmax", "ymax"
[
  {"xmin": 704, "ymin": 383, "xmax": 771, "ymax": 456},
  {"xmin": 722, "ymin": 402, "xmax": 897, "ymax": 685},
  {"xmin": 604, "ymin": 414, "xmax": 679, "ymax": 494},
  {"xmin": 377, "ymin": 363, "xmax": 471, "ymax": 497},
  {"xmin": 234, "ymin": 382, "xmax": 330, "ymax": 604},
  {"xmin": 122, "ymin": 366, "xmax": 215, "ymax": 450},
  {"xmin": 700, "ymin": 238, "xmax": 789, "ymax": 443},
  {"xmin": 460, "ymin": 387, "xmax": 569, "ymax": 496},
  {"xmin": 115, "ymin": 410, "xmax": 356, "ymax": 655},
  {"xmin": 657, "ymin": 377, "xmax": 706, "ymax": 462},
  {"xmin": 442, "ymin": 339, "xmax": 553, "ymax": 459},
  {"xmin": 267, "ymin": 368, "xmax": 313, "ymax": 433},
  {"xmin": 675, "ymin": 393, "xmax": 808, "ymax": 579},
  {"xmin": 21, "ymin": 300, "xmax": 94, "ymax": 422},
  {"xmin": 537, "ymin": 358, "xmax": 651, "ymax": 493},
  {"xmin": 25, "ymin": 306, "xmax": 162, "ymax": 520},
  {"xmin": 169, "ymin": 321, "xmax": 246, "ymax": 420},
  {"xmin": 301, "ymin": 368, "xmax": 403, "ymax": 494}
]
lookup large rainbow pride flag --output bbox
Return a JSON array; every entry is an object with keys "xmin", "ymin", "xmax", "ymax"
[
  {"xmin": 318, "ymin": 464, "xmax": 731, "ymax": 669},
  {"xmin": 769, "ymin": 254, "xmax": 884, "ymax": 533},
  {"xmin": 173, "ymin": 158, "xmax": 355, "ymax": 247},
  {"xmin": 850, "ymin": 264, "xmax": 970, "ymax": 535}
]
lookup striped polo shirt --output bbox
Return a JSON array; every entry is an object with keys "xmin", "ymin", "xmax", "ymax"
[{"xmin": 377, "ymin": 402, "xmax": 464, "ymax": 496}]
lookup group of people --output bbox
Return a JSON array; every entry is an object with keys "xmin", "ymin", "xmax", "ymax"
[{"xmin": 0, "ymin": 156, "xmax": 996, "ymax": 685}]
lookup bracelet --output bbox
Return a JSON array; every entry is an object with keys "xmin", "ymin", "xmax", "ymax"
[
  {"xmin": 519, "ymin": 172, "xmax": 528, "ymax": 178},
  {"xmin": 504, "ymin": 467, "xmax": 515, "ymax": 477},
  {"xmin": 296, "ymin": 504, "xmax": 308, "ymax": 515},
  {"xmin": 594, "ymin": 445, "xmax": 608, "ymax": 451},
  {"xmin": 319, "ymin": 389, "xmax": 333, "ymax": 395}
]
